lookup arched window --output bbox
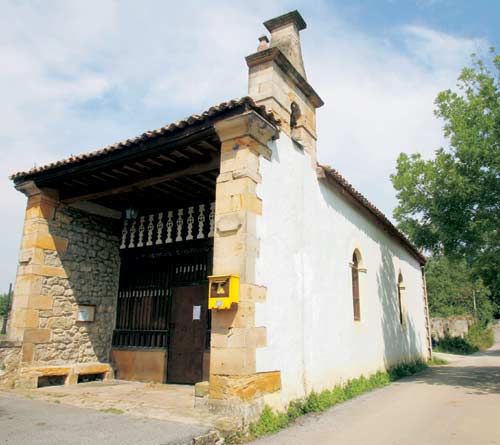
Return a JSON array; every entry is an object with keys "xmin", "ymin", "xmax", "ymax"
[
  {"xmin": 397, "ymin": 273, "xmax": 405, "ymax": 325},
  {"xmin": 351, "ymin": 251, "xmax": 361, "ymax": 321}
]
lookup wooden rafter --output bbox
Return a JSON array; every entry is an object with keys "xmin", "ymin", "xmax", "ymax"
[{"xmin": 61, "ymin": 156, "xmax": 220, "ymax": 204}]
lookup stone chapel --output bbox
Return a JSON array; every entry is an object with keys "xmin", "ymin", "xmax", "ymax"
[{"xmin": 3, "ymin": 10, "xmax": 431, "ymax": 418}]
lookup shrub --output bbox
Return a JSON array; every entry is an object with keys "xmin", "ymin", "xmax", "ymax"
[
  {"xmin": 286, "ymin": 400, "xmax": 305, "ymax": 421},
  {"xmin": 465, "ymin": 323, "xmax": 494, "ymax": 350},
  {"xmin": 388, "ymin": 360, "xmax": 427, "ymax": 380},
  {"xmin": 434, "ymin": 335, "xmax": 477, "ymax": 354},
  {"xmin": 304, "ymin": 391, "xmax": 322, "ymax": 413},
  {"xmin": 249, "ymin": 406, "xmax": 288, "ymax": 436},
  {"xmin": 434, "ymin": 322, "xmax": 494, "ymax": 354}
]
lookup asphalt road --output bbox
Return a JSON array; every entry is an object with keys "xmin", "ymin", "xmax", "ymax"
[
  {"xmin": 253, "ymin": 343, "xmax": 500, "ymax": 445},
  {"xmin": 0, "ymin": 395, "xmax": 210, "ymax": 445}
]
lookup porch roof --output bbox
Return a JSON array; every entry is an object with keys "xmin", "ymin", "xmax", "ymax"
[
  {"xmin": 10, "ymin": 97, "xmax": 279, "ymax": 183},
  {"xmin": 10, "ymin": 97, "xmax": 279, "ymax": 212}
]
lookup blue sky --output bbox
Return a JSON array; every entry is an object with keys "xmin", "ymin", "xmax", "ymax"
[
  {"xmin": 0, "ymin": 0, "xmax": 499, "ymax": 291},
  {"xmin": 327, "ymin": 0, "xmax": 499, "ymax": 41}
]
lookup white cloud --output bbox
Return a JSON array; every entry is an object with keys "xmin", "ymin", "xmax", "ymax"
[
  {"xmin": 307, "ymin": 19, "xmax": 487, "ymax": 222},
  {"xmin": 0, "ymin": 1, "xmax": 489, "ymax": 290}
]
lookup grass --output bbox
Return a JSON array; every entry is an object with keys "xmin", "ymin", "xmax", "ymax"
[
  {"xmin": 428, "ymin": 356, "xmax": 449, "ymax": 366},
  {"xmin": 433, "ymin": 323, "xmax": 494, "ymax": 355},
  {"xmin": 99, "ymin": 407, "xmax": 125, "ymax": 415},
  {"xmin": 226, "ymin": 359, "xmax": 431, "ymax": 443}
]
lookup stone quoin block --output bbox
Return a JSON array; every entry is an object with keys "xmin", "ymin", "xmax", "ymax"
[
  {"xmin": 209, "ymin": 371, "xmax": 281, "ymax": 401},
  {"xmin": 210, "ymin": 347, "xmax": 256, "ymax": 376},
  {"xmin": 23, "ymin": 328, "xmax": 51, "ymax": 344}
]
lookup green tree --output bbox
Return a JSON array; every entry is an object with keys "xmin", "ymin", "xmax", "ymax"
[
  {"xmin": 391, "ymin": 49, "xmax": 500, "ymax": 315},
  {"xmin": 0, "ymin": 293, "xmax": 9, "ymax": 317},
  {"xmin": 425, "ymin": 255, "xmax": 492, "ymax": 322}
]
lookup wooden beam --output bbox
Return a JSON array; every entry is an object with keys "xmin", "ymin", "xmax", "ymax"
[
  {"xmin": 61, "ymin": 156, "xmax": 219, "ymax": 204},
  {"xmin": 151, "ymin": 184, "xmax": 198, "ymax": 201},
  {"xmin": 69, "ymin": 201, "xmax": 121, "ymax": 219},
  {"xmin": 171, "ymin": 149, "xmax": 190, "ymax": 159},
  {"xmin": 197, "ymin": 140, "xmax": 219, "ymax": 152},
  {"xmin": 158, "ymin": 154, "xmax": 176, "ymax": 163},
  {"xmin": 91, "ymin": 174, "xmax": 108, "ymax": 183},
  {"xmin": 144, "ymin": 158, "xmax": 163, "ymax": 167},
  {"xmin": 112, "ymin": 168, "xmax": 130, "ymax": 177},
  {"xmin": 122, "ymin": 165, "xmax": 142, "ymax": 174},
  {"xmin": 100, "ymin": 171, "xmax": 119, "ymax": 180},
  {"xmin": 185, "ymin": 145, "xmax": 204, "ymax": 156},
  {"xmin": 183, "ymin": 176, "xmax": 214, "ymax": 193}
]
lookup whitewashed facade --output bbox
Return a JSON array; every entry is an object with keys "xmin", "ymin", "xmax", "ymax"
[
  {"xmin": 246, "ymin": 11, "xmax": 430, "ymax": 408},
  {"xmin": 255, "ymin": 134, "xmax": 429, "ymax": 406}
]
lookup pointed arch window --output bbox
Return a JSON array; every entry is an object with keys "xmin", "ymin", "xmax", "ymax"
[{"xmin": 351, "ymin": 251, "xmax": 361, "ymax": 321}]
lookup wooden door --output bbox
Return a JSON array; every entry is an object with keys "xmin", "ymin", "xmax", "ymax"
[{"xmin": 167, "ymin": 285, "xmax": 207, "ymax": 384}]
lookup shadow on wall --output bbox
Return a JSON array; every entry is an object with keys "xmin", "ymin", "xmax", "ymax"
[
  {"xmin": 318, "ymin": 183, "xmax": 424, "ymax": 370},
  {"xmin": 377, "ymin": 244, "xmax": 422, "ymax": 369},
  {"xmin": 34, "ymin": 206, "xmax": 121, "ymax": 366}
]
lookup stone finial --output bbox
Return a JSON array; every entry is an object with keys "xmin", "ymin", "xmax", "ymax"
[
  {"xmin": 257, "ymin": 35, "xmax": 269, "ymax": 51},
  {"xmin": 263, "ymin": 10, "xmax": 307, "ymax": 78}
]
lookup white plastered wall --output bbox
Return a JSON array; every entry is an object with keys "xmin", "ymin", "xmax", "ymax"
[{"xmin": 255, "ymin": 133, "xmax": 429, "ymax": 405}]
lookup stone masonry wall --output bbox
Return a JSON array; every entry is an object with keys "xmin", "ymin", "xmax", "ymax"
[
  {"xmin": 431, "ymin": 317, "xmax": 474, "ymax": 342},
  {"xmin": 27, "ymin": 205, "xmax": 120, "ymax": 366}
]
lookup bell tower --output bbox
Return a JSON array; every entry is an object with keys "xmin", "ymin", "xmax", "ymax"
[{"xmin": 246, "ymin": 10, "xmax": 324, "ymax": 163}]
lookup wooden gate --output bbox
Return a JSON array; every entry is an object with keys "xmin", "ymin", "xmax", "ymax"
[
  {"xmin": 167, "ymin": 285, "xmax": 208, "ymax": 384},
  {"xmin": 112, "ymin": 241, "xmax": 212, "ymax": 383}
]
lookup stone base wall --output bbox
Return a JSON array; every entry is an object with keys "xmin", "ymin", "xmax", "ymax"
[
  {"xmin": 431, "ymin": 317, "xmax": 474, "ymax": 341},
  {"xmin": 32, "ymin": 206, "xmax": 121, "ymax": 365},
  {"xmin": 10, "ymin": 194, "xmax": 122, "ymax": 382}
]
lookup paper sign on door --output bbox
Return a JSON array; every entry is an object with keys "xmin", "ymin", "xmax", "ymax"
[{"xmin": 193, "ymin": 305, "xmax": 201, "ymax": 320}]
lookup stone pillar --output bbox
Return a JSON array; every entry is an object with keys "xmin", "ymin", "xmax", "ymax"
[
  {"xmin": 9, "ymin": 182, "xmax": 67, "ymax": 365},
  {"xmin": 209, "ymin": 111, "xmax": 281, "ymax": 413}
]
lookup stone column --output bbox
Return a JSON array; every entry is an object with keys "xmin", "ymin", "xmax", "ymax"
[
  {"xmin": 209, "ymin": 111, "xmax": 281, "ymax": 414},
  {"xmin": 9, "ymin": 182, "xmax": 67, "ymax": 364}
]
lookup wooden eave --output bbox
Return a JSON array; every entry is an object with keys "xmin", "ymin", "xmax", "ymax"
[{"xmin": 11, "ymin": 98, "xmax": 279, "ymax": 210}]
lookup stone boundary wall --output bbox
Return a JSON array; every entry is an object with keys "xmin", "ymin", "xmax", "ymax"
[{"xmin": 431, "ymin": 316, "xmax": 474, "ymax": 341}]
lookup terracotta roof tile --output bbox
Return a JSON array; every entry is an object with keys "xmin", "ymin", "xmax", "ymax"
[
  {"xmin": 10, "ymin": 97, "xmax": 279, "ymax": 180},
  {"xmin": 317, "ymin": 164, "xmax": 426, "ymax": 264}
]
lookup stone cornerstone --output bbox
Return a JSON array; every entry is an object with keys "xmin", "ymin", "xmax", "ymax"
[
  {"xmin": 208, "ymin": 110, "xmax": 280, "ymax": 420},
  {"xmin": 9, "ymin": 184, "xmax": 120, "ymax": 387}
]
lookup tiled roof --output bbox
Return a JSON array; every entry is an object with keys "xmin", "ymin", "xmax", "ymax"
[
  {"xmin": 10, "ymin": 97, "xmax": 279, "ymax": 181},
  {"xmin": 318, "ymin": 164, "xmax": 426, "ymax": 264}
]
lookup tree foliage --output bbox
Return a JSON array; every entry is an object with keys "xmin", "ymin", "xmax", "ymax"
[
  {"xmin": 391, "ymin": 49, "xmax": 500, "ymax": 314},
  {"xmin": 0, "ymin": 293, "xmax": 10, "ymax": 317},
  {"xmin": 425, "ymin": 256, "xmax": 492, "ymax": 321}
]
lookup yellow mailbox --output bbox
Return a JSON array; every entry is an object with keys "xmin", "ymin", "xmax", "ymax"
[{"xmin": 208, "ymin": 274, "xmax": 239, "ymax": 310}]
